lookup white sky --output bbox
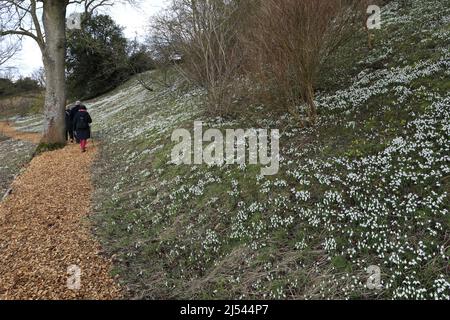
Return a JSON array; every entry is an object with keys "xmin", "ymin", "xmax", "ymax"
[{"xmin": 4, "ymin": 0, "xmax": 168, "ymax": 77}]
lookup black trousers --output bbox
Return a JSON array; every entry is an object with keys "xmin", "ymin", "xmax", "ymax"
[
  {"xmin": 66, "ymin": 129, "xmax": 74, "ymax": 141},
  {"xmin": 73, "ymin": 131, "xmax": 80, "ymax": 143}
]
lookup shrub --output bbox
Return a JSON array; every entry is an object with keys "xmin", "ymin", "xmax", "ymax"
[{"xmin": 242, "ymin": 0, "xmax": 361, "ymax": 124}]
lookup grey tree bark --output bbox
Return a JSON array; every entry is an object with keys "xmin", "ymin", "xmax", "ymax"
[{"xmin": 41, "ymin": 0, "xmax": 69, "ymax": 144}]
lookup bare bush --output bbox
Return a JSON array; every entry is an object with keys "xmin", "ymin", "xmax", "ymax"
[
  {"xmin": 148, "ymin": 0, "xmax": 253, "ymax": 115},
  {"xmin": 242, "ymin": 0, "xmax": 361, "ymax": 124}
]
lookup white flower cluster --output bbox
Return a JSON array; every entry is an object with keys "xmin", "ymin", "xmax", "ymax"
[{"xmin": 58, "ymin": 0, "xmax": 450, "ymax": 300}]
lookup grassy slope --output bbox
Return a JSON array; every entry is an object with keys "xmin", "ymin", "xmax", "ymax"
[{"xmin": 79, "ymin": 0, "xmax": 449, "ymax": 299}]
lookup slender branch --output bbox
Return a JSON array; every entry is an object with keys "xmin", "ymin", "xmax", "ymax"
[
  {"xmin": 30, "ymin": 0, "xmax": 45, "ymax": 49},
  {"xmin": 1, "ymin": 29, "xmax": 39, "ymax": 43}
]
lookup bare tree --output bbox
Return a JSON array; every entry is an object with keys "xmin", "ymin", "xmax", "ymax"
[
  {"xmin": 149, "ymin": 0, "xmax": 252, "ymax": 115},
  {"xmin": 0, "ymin": 0, "xmax": 68, "ymax": 143},
  {"xmin": 0, "ymin": 0, "xmax": 138, "ymax": 144},
  {"xmin": 76, "ymin": 0, "xmax": 140, "ymax": 17},
  {"xmin": 0, "ymin": 66, "xmax": 18, "ymax": 80},
  {"xmin": 31, "ymin": 66, "xmax": 45, "ymax": 87},
  {"xmin": 0, "ymin": 36, "xmax": 20, "ymax": 67}
]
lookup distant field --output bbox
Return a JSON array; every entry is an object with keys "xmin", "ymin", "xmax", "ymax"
[{"xmin": 0, "ymin": 92, "xmax": 44, "ymax": 119}]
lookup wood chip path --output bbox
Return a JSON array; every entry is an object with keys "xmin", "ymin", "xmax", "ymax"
[{"xmin": 0, "ymin": 122, "xmax": 122, "ymax": 299}]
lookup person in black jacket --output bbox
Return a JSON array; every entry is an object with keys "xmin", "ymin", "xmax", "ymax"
[
  {"xmin": 65, "ymin": 106, "xmax": 74, "ymax": 143},
  {"xmin": 73, "ymin": 105, "xmax": 92, "ymax": 153},
  {"xmin": 70, "ymin": 101, "xmax": 84, "ymax": 143}
]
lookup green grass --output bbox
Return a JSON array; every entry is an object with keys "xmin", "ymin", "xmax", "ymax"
[
  {"xmin": 88, "ymin": 0, "xmax": 450, "ymax": 300},
  {"xmin": 34, "ymin": 142, "xmax": 65, "ymax": 155}
]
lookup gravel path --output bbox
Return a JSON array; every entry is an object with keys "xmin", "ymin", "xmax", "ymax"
[{"xmin": 0, "ymin": 124, "xmax": 121, "ymax": 300}]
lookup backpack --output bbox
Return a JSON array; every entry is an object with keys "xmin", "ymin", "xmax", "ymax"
[{"xmin": 76, "ymin": 112, "xmax": 89, "ymax": 130}]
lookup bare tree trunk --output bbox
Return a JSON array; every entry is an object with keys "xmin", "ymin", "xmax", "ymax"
[
  {"xmin": 305, "ymin": 83, "xmax": 317, "ymax": 124},
  {"xmin": 41, "ymin": 0, "xmax": 68, "ymax": 144}
]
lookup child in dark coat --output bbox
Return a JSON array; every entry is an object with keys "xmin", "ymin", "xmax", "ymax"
[
  {"xmin": 73, "ymin": 105, "xmax": 92, "ymax": 153},
  {"xmin": 65, "ymin": 107, "xmax": 74, "ymax": 143}
]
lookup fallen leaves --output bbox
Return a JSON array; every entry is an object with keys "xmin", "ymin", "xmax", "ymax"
[{"xmin": 0, "ymin": 144, "xmax": 122, "ymax": 300}]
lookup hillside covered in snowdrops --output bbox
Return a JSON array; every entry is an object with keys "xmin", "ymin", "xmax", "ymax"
[{"xmin": 2, "ymin": 0, "xmax": 449, "ymax": 299}]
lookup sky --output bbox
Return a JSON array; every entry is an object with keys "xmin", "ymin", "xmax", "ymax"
[{"xmin": 3, "ymin": 0, "xmax": 168, "ymax": 77}]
